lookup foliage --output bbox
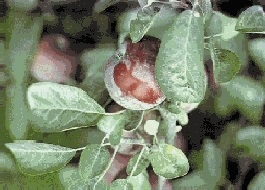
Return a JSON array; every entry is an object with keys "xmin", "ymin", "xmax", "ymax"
[{"xmin": 1, "ymin": 0, "xmax": 265, "ymax": 189}]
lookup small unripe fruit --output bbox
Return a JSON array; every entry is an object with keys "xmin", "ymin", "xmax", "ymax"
[{"xmin": 104, "ymin": 39, "xmax": 165, "ymax": 110}]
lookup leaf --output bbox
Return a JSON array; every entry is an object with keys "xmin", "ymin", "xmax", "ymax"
[
  {"xmin": 150, "ymin": 144, "xmax": 189, "ymax": 179},
  {"xmin": 109, "ymin": 121, "xmax": 125, "ymax": 146},
  {"xmin": 0, "ymin": 152, "xmax": 17, "ymax": 172},
  {"xmin": 173, "ymin": 170, "xmax": 213, "ymax": 189},
  {"xmin": 97, "ymin": 112, "xmax": 125, "ymax": 135},
  {"xmin": 79, "ymin": 144, "xmax": 110, "ymax": 179},
  {"xmin": 217, "ymin": 13, "xmax": 249, "ymax": 69},
  {"xmin": 93, "ymin": 0, "xmax": 120, "ymax": 13},
  {"xmin": 130, "ymin": 5, "xmax": 163, "ymax": 42},
  {"xmin": 216, "ymin": 76, "xmax": 265, "ymax": 122},
  {"xmin": 205, "ymin": 11, "xmax": 223, "ymax": 36},
  {"xmin": 5, "ymin": 12, "xmax": 42, "ymax": 139},
  {"xmin": 248, "ymin": 38, "xmax": 265, "ymax": 72},
  {"xmin": 235, "ymin": 5, "xmax": 265, "ymax": 33},
  {"xmin": 126, "ymin": 147, "xmax": 150, "ymax": 176},
  {"xmin": 127, "ymin": 171, "xmax": 151, "ymax": 190},
  {"xmin": 192, "ymin": 0, "xmax": 212, "ymax": 22},
  {"xmin": 110, "ymin": 179, "xmax": 133, "ymax": 190},
  {"xmin": 5, "ymin": 143, "xmax": 76, "ymax": 175},
  {"xmin": 27, "ymin": 82, "xmax": 105, "ymax": 132},
  {"xmin": 248, "ymin": 171, "xmax": 265, "ymax": 189},
  {"xmin": 123, "ymin": 110, "xmax": 144, "ymax": 131},
  {"xmin": 155, "ymin": 10, "xmax": 206, "ymax": 104},
  {"xmin": 209, "ymin": 44, "xmax": 240, "ymax": 83},
  {"xmin": 118, "ymin": 6, "xmax": 177, "ymax": 43},
  {"xmin": 235, "ymin": 126, "xmax": 265, "ymax": 160},
  {"xmin": 202, "ymin": 139, "xmax": 224, "ymax": 182},
  {"xmin": 59, "ymin": 166, "xmax": 89, "ymax": 190},
  {"xmin": 80, "ymin": 44, "xmax": 116, "ymax": 104}
]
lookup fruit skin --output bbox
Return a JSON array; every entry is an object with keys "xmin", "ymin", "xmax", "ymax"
[
  {"xmin": 31, "ymin": 34, "xmax": 78, "ymax": 83},
  {"xmin": 104, "ymin": 38, "xmax": 165, "ymax": 110}
]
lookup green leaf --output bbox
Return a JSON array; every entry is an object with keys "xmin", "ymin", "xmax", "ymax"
[
  {"xmin": 97, "ymin": 112, "xmax": 125, "ymax": 135},
  {"xmin": 27, "ymin": 82, "xmax": 105, "ymax": 132},
  {"xmin": 6, "ymin": 0, "xmax": 38, "ymax": 12},
  {"xmin": 130, "ymin": 5, "xmax": 163, "ymax": 42},
  {"xmin": 155, "ymin": 10, "xmax": 206, "ymax": 103},
  {"xmin": 127, "ymin": 171, "xmax": 151, "ymax": 190},
  {"xmin": 210, "ymin": 13, "xmax": 249, "ymax": 69},
  {"xmin": 215, "ymin": 76, "xmax": 265, "ymax": 122},
  {"xmin": 209, "ymin": 44, "xmax": 240, "ymax": 83},
  {"xmin": 0, "ymin": 152, "xmax": 17, "ymax": 172},
  {"xmin": 202, "ymin": 139, "xmax": 224, "ymax": 183},
  {"xmin": 5, "ymin": 12, "xmax": 42, "ymax": 139},
  {"xmin": 150, "ymin": 144, "xmax": 189, "ymax": 179},
  {"xmin": 5, "ymin": 142, "xmax": 76, "ymax": 175},
  {"xmin": 248, "ymin": 38, "xmax": 265, "ymax": 72},
  {"xmin": 205, "ymin": 11, "xmax": 223, "ymax": 36},
  {"xmin": 235, "ymin": 5, "xmax": 265, "ymax": 33},
  {"xmin": 93, "ymin": 0, "xmax": 120, "ymax": 13},
  {"xmin": 248, "ymin": 171, "xmax": 265, "ymax": 189},
  {"xmin": 123, "ymin": 110, "xmax": 144, "ymax": 131},
  {"xmin": 79, "ymin": 144, "xmax": 110, "ymax": 179},
  {"xmin": 80, "ymin": 44, "xmax": 116, "ymax": 105},
  {"xmin": 59, "ymin": 166, "xmax": 89, "ymax": 190},
  {"xmin": 173, "ymin": 170, "xmax": 212, "ymax": 189},
  {"xmin": 146, "ymin": 6, "xmax": 179, "ymax": 40},
  {"xmin": 110, "ymin": 179, "xmax": 133, "ymax": 190},
  {"xmin": 126, "ymin": 147, "xmax": 150, "ymax": 176},
  {"xmin": 109, "ymin": 123, "xmax": 125, "ymax": 146},
  {"xmin": 235, "ymin": 126, "xmax": 265, "ymax": 160},
  {"xmin": 192, "ymin": 0, "xmax": 212, "ymax": 22},
  {"xmin": 118, "ymin": 6, "xmax": 177, "ymax": 43}
]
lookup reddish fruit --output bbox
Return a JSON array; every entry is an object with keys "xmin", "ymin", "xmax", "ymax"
[
  {"xmin": 31, "ymin": 34, "xmax": 78, "ymax": 83},
  {"xmin": 104, "ymin": 39, "xmax": 165, "ymax": 110}
]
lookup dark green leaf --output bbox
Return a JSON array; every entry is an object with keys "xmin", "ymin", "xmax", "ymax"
[
  {"xmin": 248, "ymin": 38, "xmax": 265, "ymax": 72},
  {"xmin": 235, "ymin": 126, "xmax": 265, "ymax": 159},
  {"xmin": 209, "ymin": 45, "xmax": 240, "ymax": 83},
  {"xmin": 150, "ymin": 144, "xmax": 189, "ymax": 179},
  {"xmin": 248, "ymin": 171, "xmax": 265, "ymax": 189},
  {"xmin": 5, "ymin": 143, "xmax": 76, "ymax": 175},
  {"xmin": 27, "ymin": 82, "xmax": 105, "ymax": 132},
  {"xmin": 79, "ymin": 144, "xmax": 110, "ymax": 179},
  {"xmin": 235, "ymin": 5, "xmax": 265, "ymax": 33},
  {"xmin": 155, "ymin": 10, "xmax": 206, "ymax": 103},
  {"xmin": 126, "ymin": 147, "xmax": 150, "ymax": 176}
]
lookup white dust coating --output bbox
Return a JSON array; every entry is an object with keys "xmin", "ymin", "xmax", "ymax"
[
  {"xmin": 104, "ymin": 55, "xmax": 165, "ymax": 111},
  {"xmin": 131, "ymin": 61, "xmax": 159, "ymax": 90}
]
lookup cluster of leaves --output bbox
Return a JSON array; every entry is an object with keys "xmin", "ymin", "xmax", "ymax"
[{"xmin": 1, "ymin": 0, "xmax": 265, "ymax": 189}]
